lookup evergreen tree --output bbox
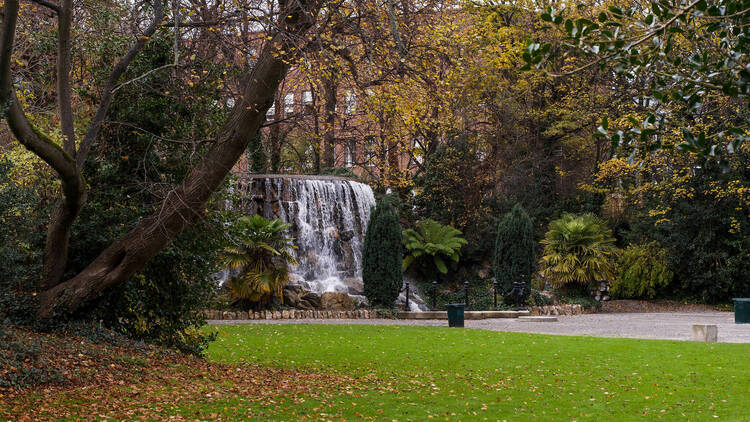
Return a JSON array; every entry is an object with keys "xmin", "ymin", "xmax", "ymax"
[
  {"xmin": 248, "ymin": 132, "xmax": 268, "ymax": 173},
  {"xmin": 493, "ymin": 204, "xmax": 535, "ymax": 294},
  {"xmin": 362, "ymin": 198, "xmax": 403, "ymax": 307}
]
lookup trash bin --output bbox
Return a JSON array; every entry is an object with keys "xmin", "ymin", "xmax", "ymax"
[
  {"xmin": 734, "ymin": 298, "xmax": 750, "ymax": 324},
  {"xmin": 446, "ymin": 303, "xmax": 465, "ymax": 328}
]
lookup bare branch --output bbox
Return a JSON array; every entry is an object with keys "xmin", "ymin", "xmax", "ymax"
[
  {"xmin": 76, "ymin": 0, "xmax": 166, "ymax": 170},
  {"xmin": 1, "ymin": 0, "xmax": 75, "ymax": 180},
  {"xmin": 111, "ymin": 63, "xmax": 177, "ymax": 93},
  {"xmin": 57, "ymin": 0, "xmax": 75, "ymax": 155},
  {"xmin": 27, "ymin": 0, "xmax": 60, "ymax": 14}
]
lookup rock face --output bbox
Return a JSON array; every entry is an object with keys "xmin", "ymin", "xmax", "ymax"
[
  {"xmin": 233, "ymin": 174, "xmax": 375, "ymax": 297},
  {"xmin": 320, "ymin": 292, "xmax": 356, "ymax": 310},
  {"xmin": 299, "ymin": 292, "xmax": 322, "ymax": 309},
  {"xmin": 282, "ymin": 286, "xmax": 300, "ymax": 307}
]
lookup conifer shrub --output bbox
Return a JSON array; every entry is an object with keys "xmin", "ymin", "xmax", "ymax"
[
  {"xmin": 493, "ymin": 204, "xmax": 535, "ymax": 294},
  {"xmin": 362, "ymin": 198, "xmax": 403, "ymax": 307}
]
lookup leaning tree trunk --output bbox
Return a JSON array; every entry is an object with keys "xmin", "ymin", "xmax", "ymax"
[{"xmin": 37, "ymin": 0, "xmax": 317, "ymax": 319}]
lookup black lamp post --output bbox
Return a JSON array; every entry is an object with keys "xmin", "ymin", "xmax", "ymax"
[
  {"xmin": 493, "ymin": 279, "xmax": 499, "ymax": 310},
  {"xmin": 404, "ymin": 281, "xmax": 410, "ymax": 311},
  {"xmin": 464, "ymin": 281, "xmax": 469, "ymax": 309},
  {"xmin": 432, "ymin": 280, "xmax": 438, "ymax": 311}
]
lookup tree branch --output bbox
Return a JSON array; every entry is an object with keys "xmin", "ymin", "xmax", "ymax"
[
  {"xmin": 57, "ymin": 0, "xmax": 75, "ymax": 155},
  {"xmin": 1, "ymin": 0, "xmax": 76, "ymax": 181},
  {"xmin": 76, "ymin": 0, "xmax": 166, "ymax": 170},
  {"xmin": 550, "ymin": 0, "xmax": 704, "ymax": 77},
  {"xmin": 27, "ymin": 0, "xmax": 60, "ymax": 14}
]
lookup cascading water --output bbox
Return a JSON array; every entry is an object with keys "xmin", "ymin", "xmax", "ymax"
[{"xmin": 234, "ymin": 174, "xmax": 376, "ymax": 299}]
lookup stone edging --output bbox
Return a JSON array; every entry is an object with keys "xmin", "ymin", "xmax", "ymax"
[
  {"xmin": 529, "ymin": 304, "xmax": 584, "ymax": 316},
  {"xmin": 203, "ymin": 309, "xmax": 386, "ymax": 320},
  {"xmin": 205, "ymin": 305, "xmax": 584, "ymax": 320}
]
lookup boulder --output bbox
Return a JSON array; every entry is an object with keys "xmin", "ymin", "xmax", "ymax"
[
  {"xmin": 344, "ymin": 277, "xmax": 365, "ymax": 295},
  {"xmin": 284, "ymin": 283, "xmax": 304, "ymax": 293},
  {"xmin": 297, "ymin": 300, "xmax": 315, "ymax": 310},
  {"xmin": 300, "ymin": 292, "xmax": 322, "ymax": 308},
  {"xmin": 320, "ymin": 292, "xmax": 356, "ymax": 311},
  {"xmin": 283, "ymin": 288, "xmax": 300, "ymax": 306}
]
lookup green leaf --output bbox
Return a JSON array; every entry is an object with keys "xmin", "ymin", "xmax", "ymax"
[
  {"xmin": 434, "ymin": 255, "xmax": 448, "ymax": 274},
  {"xmin": 565, "ymin": 18, "xmax": 573, "ymax": 33}
]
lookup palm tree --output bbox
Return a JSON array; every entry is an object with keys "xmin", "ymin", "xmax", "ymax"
[
  {"xmin": 222, "ymin": 215, "xmax": 297, "ymax": 308},
  {"xmin": 540, "ymin": 214, "xmax": 618, "ymax": 289},
  {"xmin": 402, "ymin": 219, "xmax": 467, "ymax": 276}
]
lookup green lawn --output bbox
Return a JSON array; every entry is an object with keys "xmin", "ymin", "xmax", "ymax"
[{"xmin": 203, "ymin": 324, "xmax": 750, "ymax": 421}]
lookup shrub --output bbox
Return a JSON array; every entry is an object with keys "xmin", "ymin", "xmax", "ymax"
[
  {"xmin": 0, "ymin": 158, "xmax": 46, "ymax": 325},
  {"xmin": 222, "ymin": 215, "xmax": 298, "ymax": 309},
  {"xmin": 493, "ymin": 204, "xmax": 535, "ymax": 294},
  {"xmin": 540, "ymin": 213, "xmax": 618, "ymax": 289},
  {"xmin": 402, "ymin": 219, "xmax": 467, "ymax": 278},
  {"xmin": 80, "ymin": 210, "xmax": 229, "ymax": 355},
  {"xmin": 529, "ymin": 289, "xmax": 553, "ymax": 307},
  {"xmin": 626, "ymin": 159, "xmax": 750, "ymax": 303},
  {"xmin": 362, "ymin": 199, "xmax": 403, "ymax": 307},
  {"xmin": 611, "ymin": 242, "xmax": 674, "ymax": 299},
  {"xmin": 62, "ymin": 35, "xmax": 231, "ymax": 354}
]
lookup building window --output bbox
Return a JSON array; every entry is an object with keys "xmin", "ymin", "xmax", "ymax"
[
  {"xmin": 302, "ymin": 90, "xmax": 313, "ymax": 114},
  {"xmin": 364, "ymin": 136, "xmax": 377, "ymax": 162},
  {"xmin": 345, "ymin": 90, "xmax": 356, "ymax": 115},
  {"xmin": 284, "ymin": 93, "xmax": 294, "ymax": 116},
  {"xmin": 266, "ymin": 103, "xmax": 275, "ymax": 120},
  {"xmin": 345, "ymin": 143, "xmax": 354, "ymax": 167}
]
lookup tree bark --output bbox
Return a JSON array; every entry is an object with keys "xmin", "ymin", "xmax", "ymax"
[
  {"xmin": 37, "ymin": 0, "xmax": 317, "ymax": 319},
  {"xmin": 40, "ymin": 0, "xmax": 79, "ymax": 290}
]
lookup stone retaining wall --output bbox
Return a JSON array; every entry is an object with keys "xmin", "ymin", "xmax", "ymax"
[
  {"xmin": 204, "ymin": 309, "xmax": 388, "ymax": 320},
  {"xmin": 529, "ymin": 304, "xmax": 583, "ymax": 316}
]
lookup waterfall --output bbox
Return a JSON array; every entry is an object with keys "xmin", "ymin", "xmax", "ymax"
[{"xmin": 235, "ymin": 174, "xmax": 376, "ymax": 297}]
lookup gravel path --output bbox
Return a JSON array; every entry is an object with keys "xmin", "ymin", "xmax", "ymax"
[{"xmin": 209, "ymin": 312, "xmax": 750, "ymax": 343}]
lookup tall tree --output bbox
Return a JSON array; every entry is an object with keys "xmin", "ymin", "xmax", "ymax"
[
  {"xmin": 1, "ymin": 0, "xmax": 319, "ymax": 318},
  {"xmin": 493, "ymin": 204, "xmax": 535, "ymax": 294}
]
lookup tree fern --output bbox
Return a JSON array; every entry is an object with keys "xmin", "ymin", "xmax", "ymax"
[{"xmin": 403, "ymin": 219, "xmax": 467, "ymax": 276}]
